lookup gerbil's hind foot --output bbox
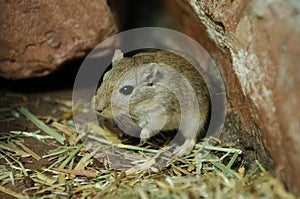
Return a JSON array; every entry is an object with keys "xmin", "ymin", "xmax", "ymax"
[{"xmin": 172, "ymin": 138, "xmax": 196, "ymax": 157}]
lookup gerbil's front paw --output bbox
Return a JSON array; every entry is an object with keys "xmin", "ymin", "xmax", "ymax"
[
  {"xmin": 140, "ymin": 128, "xmax": 152, "ymax": 144},
  {"xmin": 172, "ymin": 139, "xmax": 195, "ymax": 157}
]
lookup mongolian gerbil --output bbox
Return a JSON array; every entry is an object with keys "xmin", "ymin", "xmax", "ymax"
[{"xmin": 93, "ymin": 49, "xmax": 210, "ymax": 156}]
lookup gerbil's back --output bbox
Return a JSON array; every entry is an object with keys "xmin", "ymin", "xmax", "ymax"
[{"xmin": 130, "ymin": 50, "xmax": 210, "ymax": 105}]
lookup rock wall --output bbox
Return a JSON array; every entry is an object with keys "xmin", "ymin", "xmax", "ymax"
[
  {"xmin": 166, "ymin": 0, "xmax": 300, "ymax": 195},
  {"xmin": 0, "ymin": 0, "xmax": 118, "ymax": 79}
]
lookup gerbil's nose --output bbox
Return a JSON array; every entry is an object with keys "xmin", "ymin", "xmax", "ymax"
[
  {"xmin": 94, "ymin": 104, "xmax": 106, "ymax": 115},
  {"xmin": 93, "ymin": 104, "xmax": 103, "ymax": 113},
  {"xmin": 92, "ymin": 96, "xmax": 103, "ymax": 113}
]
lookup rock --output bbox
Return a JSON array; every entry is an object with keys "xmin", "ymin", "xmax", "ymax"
[
  {"xmin": 166, "ymin": 0, "xmax": 300, "ymax": 195},
  {"xmin": 0, "ymin": 0, "xmax": 118, "ymax": 79}
]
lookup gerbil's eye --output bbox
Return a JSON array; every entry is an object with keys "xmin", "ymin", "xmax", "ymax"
[{"xmin": 119, "ymin": 85, "xmax": 134, "ymax": 95}]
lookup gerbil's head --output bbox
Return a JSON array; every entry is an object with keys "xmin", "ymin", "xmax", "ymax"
[{"xmin": 93, "ymin": 50, "xmax": 167, "ymax": 119}]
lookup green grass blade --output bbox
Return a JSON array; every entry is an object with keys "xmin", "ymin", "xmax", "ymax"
[
  {"xmin": 226, "ymin": 151, "xmax": 239, "ymax": 169},
  {"xmin": 19, "ymin": 107, "xmax": 65, "ymax": 144}
]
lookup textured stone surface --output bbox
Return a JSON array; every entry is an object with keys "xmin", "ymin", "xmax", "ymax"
[
  {"xmin": 166, "ymin": 0, "xmax": 300, "ymax": 195},
  {"xmin": 0, "ymin": 0, "xmax": 118, "ymax": 79}
]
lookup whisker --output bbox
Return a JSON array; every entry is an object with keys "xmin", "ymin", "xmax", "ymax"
[
  {"xmin": 113, "ymin": 114, "xmax": 140, "ymax": 135},
  {"xmin": 111, "ymin": 106, "xmax": 139, "ymax": 120}
]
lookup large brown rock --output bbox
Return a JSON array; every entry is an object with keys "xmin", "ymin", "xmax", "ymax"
[
  {"xmin": 166, "ymin": 0, "xmax": 300, "ymax": 195},
  {"xmin": 0, "ymin": 0, "xmax": 118, "ymax": 79}
]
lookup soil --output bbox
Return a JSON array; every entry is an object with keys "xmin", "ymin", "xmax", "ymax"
[{"xmin": 0, "ymin": 61, "xmax": 81, "ymax": 198}]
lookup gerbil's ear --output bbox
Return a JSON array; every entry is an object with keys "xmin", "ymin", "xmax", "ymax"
[
  {"xmin": 112, "ymin": 49, "xmax": 123, "ymax": 67},
  {"xmin": 140, "ymin": 63, "xmax": 162, "ymax": 86}
]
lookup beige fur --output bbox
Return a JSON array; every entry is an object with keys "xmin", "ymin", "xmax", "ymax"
[{"xmin": 93, "ymin": 50, "xmax": 210, "ymax": 156}]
